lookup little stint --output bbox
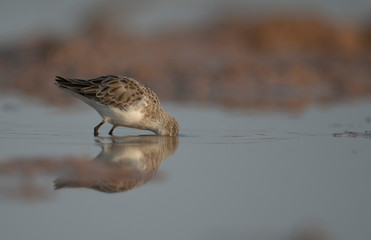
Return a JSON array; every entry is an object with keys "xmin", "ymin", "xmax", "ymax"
[{"xmin": 55, "ymin": 75, "xmax": 179, "ymax": 136}]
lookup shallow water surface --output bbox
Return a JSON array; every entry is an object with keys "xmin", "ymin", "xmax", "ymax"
[{"xmin": 0, "ymin": 97, "xmax": 370, "ymax": 240}]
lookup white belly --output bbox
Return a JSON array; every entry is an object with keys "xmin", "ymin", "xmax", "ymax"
[
  {"xmin": 62, "ymin": 88, "xmax": 147, "ymax": 127},
  {"xmin": 83, "ymin": 97, "xmax": 145, "ymax": 126},
  {"xmin": 96, "ymin": 104, "xmax": 143, "ymax": 125}
]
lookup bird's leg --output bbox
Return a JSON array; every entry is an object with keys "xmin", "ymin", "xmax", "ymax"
[
  {"xmin": 108, "ymin": 126, "xmax": 116, "ymax": 136},
  {"xmin": 94, "ymin": 119, "xmax": 107, "ymax": 136}
]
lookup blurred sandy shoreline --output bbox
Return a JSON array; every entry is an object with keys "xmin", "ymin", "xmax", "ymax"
[{"xmin": 0, "ymin": 14, "xmax": 370, "ymax": 111}]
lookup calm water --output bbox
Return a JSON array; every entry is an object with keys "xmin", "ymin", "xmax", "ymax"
[{"xmin": 0, "ymin": 96, "xmax": 370, "ymax": 240}]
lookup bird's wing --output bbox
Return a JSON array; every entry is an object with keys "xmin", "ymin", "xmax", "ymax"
[
  {"xmin": 95, "ymin": 76, "xmax": 148, "ymax": 110},
  {"xmin": 56, "ymin": 75, "xmax": 149, "ymax": 110}
]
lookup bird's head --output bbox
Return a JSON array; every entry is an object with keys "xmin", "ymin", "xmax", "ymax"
[{"xmin": 156, "ymin": 113, "xmax": 179, "ymax": 136}]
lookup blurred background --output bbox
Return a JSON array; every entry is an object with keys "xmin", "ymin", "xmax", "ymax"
[
  {"xmin": 1, "ymin": 1, "xmax": 371, "ymax": 240},
  {"xmin": 1, "ymin": 0, "xmax": 371, "ymax": 110}
]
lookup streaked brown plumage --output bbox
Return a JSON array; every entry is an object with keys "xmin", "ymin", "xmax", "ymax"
[{"xmin": 55, "ymin": 75, "xmax": 179, "ymax": 136}]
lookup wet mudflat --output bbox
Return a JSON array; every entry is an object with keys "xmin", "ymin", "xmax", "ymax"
[{"xmin": 0, "ymin": 96, "xmax": 370, "ymax": 240}]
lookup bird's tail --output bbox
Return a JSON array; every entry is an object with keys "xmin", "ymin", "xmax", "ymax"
[{"xmin": 55, "ymin": 76, "xmax": 91, "ymax": 94}]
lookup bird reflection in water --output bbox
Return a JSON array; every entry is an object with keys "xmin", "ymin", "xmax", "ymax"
[
  {"xmin": 0, "ymin": 135, "xmax": 178, "ymax": 200},
  {"xmin": 55, "ymin": 135, "xmax": 178, "ymax": 193}
]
